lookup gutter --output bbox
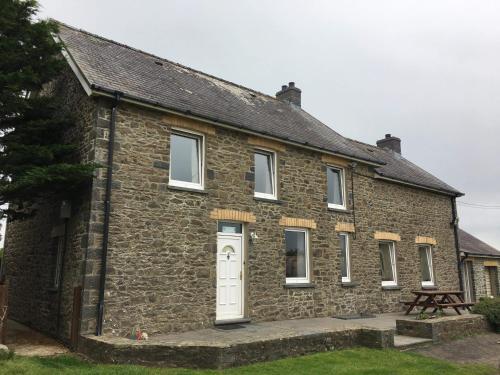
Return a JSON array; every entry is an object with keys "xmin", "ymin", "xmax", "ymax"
[
  {"xmin": 96, "ymin": 91, "xmax": 122, "ymax": 336},
  {"xmin": 89, "ymin": 85, "xmax": 384, "ymax": 168},
  {"xmin": 461, "ymin": 252, "xmax": 500, "ymax": 259},
  {"xmin": 374, "ymin": 174, "xmax": 463, "ymax": 198},
  {"xmin": 451, "ymin": 197, "xmax": 464, "ymax": 292}
]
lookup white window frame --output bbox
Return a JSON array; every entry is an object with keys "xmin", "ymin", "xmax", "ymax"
[
  {"xmin": 419, "ymin": 245, "xmax": 435, "ymax": 287},
  {"xmin": 254, "ymin": 148, "xmax": 277, "ymax": 200},
  {"xmin": 327, "ymin": 166, "xmax": 346, "ymax": 210},
  {"xmin": 380, "ymin": 241, "xmax": 397, "ymax": 287},
  {"xmin": 54, "ymin": 236, "xmax": 64, "ymax": 289},
  {"xmin": 285, "ymin": 228, "xmax": 310, "ymax": 284},
  {"xmin": 168, "ymin": 129, "xmax": 205, "ymax": 190},
  {"xmin": 339, "ymin": 233, "xmax": 351, "ymax": 283}
]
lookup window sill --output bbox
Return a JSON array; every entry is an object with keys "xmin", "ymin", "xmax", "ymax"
[
  {"xmin": 422, "ymin": 285, "xmax": 438, "ymax": 290},
  {"xmin": 341, "ymin": 281, "xmax": 359, "ymax": 288},
  {"xmin": 167, "ymin": 185, "xmax": 208, "ymax": 194},
  {"xmin": 284, "ymin": 283, "xmax": 316, "ymax": 289},
  {"xmin": 327, "ymin": 207, "xmax": 351, "ymax": 214},
  {"xmin": 214, "ymin": 318, "xmax": 251, "ymax": 326},
  {"xmin": 381, "ymin": 285, "xmax": 401, "ymax": 290},
  {"xmin": 254, "ymin": 197, "xmax": 284, "ymax": 205}
]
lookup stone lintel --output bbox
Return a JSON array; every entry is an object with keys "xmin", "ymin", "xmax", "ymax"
[
  {"xmin": 321, "ymin": 154, "xmax": 351, "ymax": 167},
  {"xmin": 374, "ymin": 231, "xmax": 401, "ymax": 241},
  {"xmin": 335, "ymin": 222, "xmax": 355, "ymax": 233},
  {"xmin": 279, "ymin": 216, "xmax": 317, "ymax": 229},
  {"xmin": 484, "ymin": 260, "xmax": 499, "ymax": 267},
  {"xmin": 164, "ymin": 114, "xmax": 216, "ymax": 135},
  {"xmin": 248, "ymin": 136, "xmax": 286, "ymax": 153},
  {"xmin": 415, "ymin": 236, "xmax": 437, "ymax": 246},
  {"xmin": 209, "ymin": 208, "xmax": 256, "ymax": 223}
]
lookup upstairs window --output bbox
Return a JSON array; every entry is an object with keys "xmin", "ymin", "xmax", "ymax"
[
  {"xmin": 254, "ymin": 150, "xmax": 276, "ymax": 200},
  {"xmin": 419, "ymin": 245, "xmax": 434, "ymax": 287},
  {"xmin": 169, "ymin": 131, "xmax": 204, "ymax": 189},
  {"xmin": 285, "ymin": 229, "xmax": 309, "ymax": 284},
  {"xmin": 339, "ymin": 233, "xmax": 350, "ymax": 283},
  {"xmin": 327, "ymin": 167, "xmax": 345, "ymax": 210},
  {"xmin": 379, "ymin": 241, "xmax": 397, "ymax": 286}
]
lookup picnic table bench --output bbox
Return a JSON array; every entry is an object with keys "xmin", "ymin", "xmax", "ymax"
[{"xmin": 403, "ymin": 290, "xmax": 474, "ymax": 315}]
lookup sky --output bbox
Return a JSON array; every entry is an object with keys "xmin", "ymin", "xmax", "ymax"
[{"xmin": 37, "ymin": 0, "xmax": 500, "ymax": 249}]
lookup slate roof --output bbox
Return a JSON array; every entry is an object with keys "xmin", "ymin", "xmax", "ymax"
[
  {"xmin": 459, "ymin": 229, "xmax": 500, "ymax": 257},
  {"xmin": 56, "ymin": 22, "xmax": 462, "ymax": 196},
  {"xmin": 348, "ymin": 139, "xmax": 462, "ymax": 194}
]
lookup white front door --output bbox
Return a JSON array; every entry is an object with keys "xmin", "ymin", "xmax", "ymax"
[{"xmin": 216, "ymin": 233, "xmax": 244, "ymax": 321}]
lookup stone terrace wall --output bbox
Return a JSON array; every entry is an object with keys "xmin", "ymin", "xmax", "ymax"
[
  {"xmin": 3, "ymin": 69, "xmax": 96, "ymax": 342},
  {"xmin": 96, "ymin": 102, "xmax": 460, "ymax": 336}
]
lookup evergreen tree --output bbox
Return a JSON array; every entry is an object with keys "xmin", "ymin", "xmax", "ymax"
[{"xmin": 0, "ymin": 0, "xmax": 94, "ymax": 219}]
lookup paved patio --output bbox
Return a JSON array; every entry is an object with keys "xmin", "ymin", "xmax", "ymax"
[
  {"xmin": 415, "ymin": 333, "xmax": 500, "ymax": 369},
  {"xmin": 78, "ymin": 312, "xmax": 430, "ymax": 368},
  {"xmin": 4, "ymin": 320, "xmax": 68, "ymax": 356}
]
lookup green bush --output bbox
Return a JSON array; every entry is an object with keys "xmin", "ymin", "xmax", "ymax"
[{"xmin": 472, "ymin": 297, "xmax": 500, "ymax": 332}]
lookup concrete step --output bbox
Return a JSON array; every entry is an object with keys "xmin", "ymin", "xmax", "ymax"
[{"xmin": 394, "ymin": 335, "xmax": 433, "ymax": 350}]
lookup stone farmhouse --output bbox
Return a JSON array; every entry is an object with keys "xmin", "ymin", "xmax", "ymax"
[
  {"xmin": 459, "ymin": 229, "xmax": 500, "ymax": 302},
  {"xmin": 3, "ymin": 23, "xmax": 465, "ymax": 345}
]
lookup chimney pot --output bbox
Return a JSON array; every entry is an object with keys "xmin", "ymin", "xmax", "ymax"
[
  {"xmin": 276, "ymin": 82, "xmax": 301, "ymax": 107},
  {"xmin": 377, "ymin": 134, "xmax": 401, "ymax": 154}
]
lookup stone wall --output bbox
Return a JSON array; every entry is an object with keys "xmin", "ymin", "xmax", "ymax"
[
  {"xmin": 396, "ymin": 314, "xmax": 491, "ymax": 342},
  {"xmin": 3, "ymin": 69, "xmax": 96, "ymax": 342},
  {"xmin": 469, "ymin": 257, "xmax": 500, "ymax": 300},
  {"xmin": 4, "ymin": 74, "xmax": 462, "ymax": 340},
  {"xmin": 94, "ymin": 102, "xmax": 460, "ymax": 336},
  {"xmin": 78, "ymin": 325, "xmax": 393, "ymax": 369}
]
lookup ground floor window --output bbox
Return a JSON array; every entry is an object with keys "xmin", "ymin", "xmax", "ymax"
[
  {"xmin": 418, "ymin": 245, "xmax": 434, "ymax": 286},
  {"xmin": 339, "ymin": 233, "xmax": 350, "ymax": 282},
  {"xmin": 285, "ymin": 229, "xmax": 309, "ymax": 284},
  {"xmin": 485, "ymin": 266, "xmax": 499, "ymax": 297},
  {"xmin": 379, "ymin": 241, "xmax": 397, "ymax": 286}
]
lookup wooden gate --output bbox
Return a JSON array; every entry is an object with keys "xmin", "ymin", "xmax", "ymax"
[
  {"xmin": 70, "ymin": 286, "xmax": 82, "ymax": 350},
  {"xmin": 0, "ymin": 281, "xmax": 8, "ymax": 344}
]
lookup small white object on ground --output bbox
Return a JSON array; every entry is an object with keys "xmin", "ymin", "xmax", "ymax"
[{"xmin": 0, "ymin": 344, "xmax": 8, "ymax": 352}]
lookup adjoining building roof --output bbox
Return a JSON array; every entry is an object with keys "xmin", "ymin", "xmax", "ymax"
[
  {"xmin": 56, "ymin": 22, "xmax": 462, "ymax": 196},
  {"xmin": 459, "ymin": 229, "xmax": 500, "ymax": 257}
]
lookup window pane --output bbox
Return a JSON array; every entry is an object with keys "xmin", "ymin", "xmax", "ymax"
[
  {"xmin": 171, "ymin": 133, "xmax": 200, "ymax": 183},
  {"xmin": 379, "ymin": 242, "xmax": 394, "ymax": 281},
  {"xmin": 217, "ymin": 222, "xmax": 242, "ymax": 234},
  {"xmin": 327, "ymin": 168, "xmax": 343, "ymax": 205},
  {"xmin": 285, "ymin": 231, "xmax": 306, "ymax": 278},
  {"xmin": 339, "ymin": 235, "xmax": 348, "ymax": 278},
  {"xmin": 419, "ymin": 246, "xmax": 432, "ymax": 282},
  {"xmin": 255, "ymin": 152, "xmax": 274, "ymax": 195}
]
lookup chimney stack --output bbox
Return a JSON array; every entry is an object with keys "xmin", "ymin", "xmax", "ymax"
[
  {"xmin": 276, "ymin": 82, "xmax": 301, "ymax": 107},
  {"xmin": 376, "ymin": 134, "xmax": 401, "ymax": 154}
]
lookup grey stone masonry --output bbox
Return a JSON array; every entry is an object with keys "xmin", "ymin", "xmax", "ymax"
[{"xmin": 4, "ymin": 67, "xmax": 461, "ymax": 342}]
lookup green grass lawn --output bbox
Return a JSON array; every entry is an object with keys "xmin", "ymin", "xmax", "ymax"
[{"xmin": 0, "ymin": 348, "xmax": 496, "ymax": 375}]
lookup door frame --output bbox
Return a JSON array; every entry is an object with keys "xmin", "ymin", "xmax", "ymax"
[
  {"xmin": 215, "ymin": 221, "xmax": 246, "ymax": 323},
  {"xmin": 463, "ymin": 260, "xmax": 475, "ymax": 303}
]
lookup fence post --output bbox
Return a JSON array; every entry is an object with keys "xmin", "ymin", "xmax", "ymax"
[{"xmin": 70, "ymin": 286, "xmax": 82, "ymax": 350}]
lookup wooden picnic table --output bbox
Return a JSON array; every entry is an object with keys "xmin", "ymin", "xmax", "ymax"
[{"xmin": 404, "ymin": 290, "xmax": 474, "ymax": 315}]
